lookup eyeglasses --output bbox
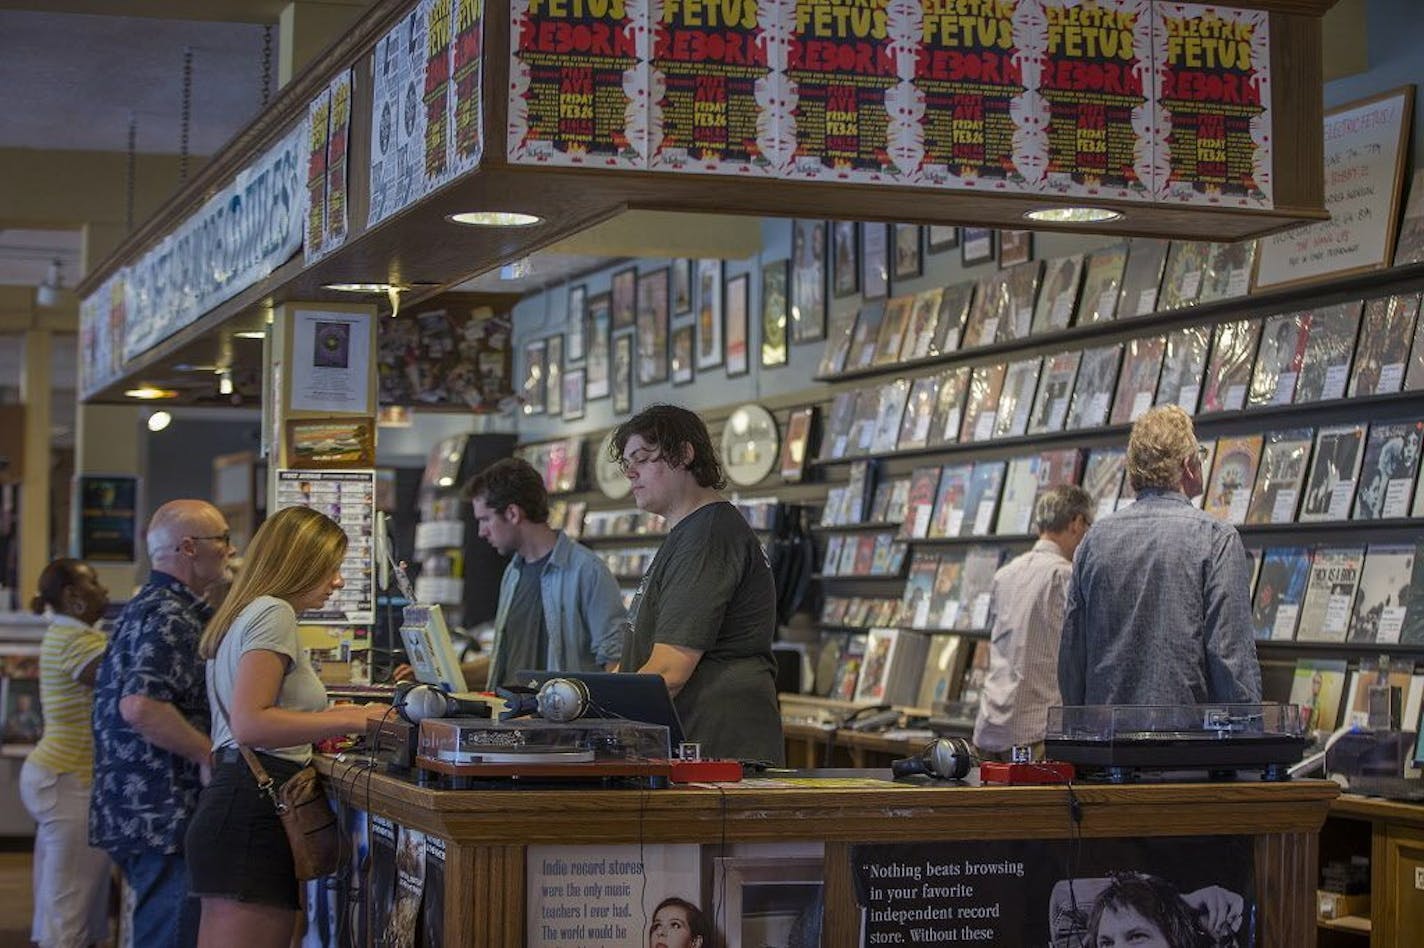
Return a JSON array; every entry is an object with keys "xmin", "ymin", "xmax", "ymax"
[
  {"xmin": 178, "ymin": 532, "xmax": 231, "ymax": 551},
  {"xmin": 617, "ymin": 451, "xmax": 662, "ymax": 474}
]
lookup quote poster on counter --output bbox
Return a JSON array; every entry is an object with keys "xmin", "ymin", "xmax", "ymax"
[
  {"xmin": 1152, "ymin": 3, "xmax": 1272, "ymax": 207},
  {"xmin": 913, "ymin": 0, "xmax": 1031, "ymax": 190},
  {"xmin": 508, "ymin": 0, "xmax": 647, "ymax": 167},
  {"xmin": 853, "ymin": 835, "xmax": 1254, "ymax": 947},
  {"xmin": 649, "ymin": 0, "xmax": 778, "ymax": 174},
  {"xmin": 526, "ymin": 844, "xmax": 700, "ymax": 946},
  {"xmin": 1037, "ymin": 0, "xmax": 1153, "ymax": 200}
]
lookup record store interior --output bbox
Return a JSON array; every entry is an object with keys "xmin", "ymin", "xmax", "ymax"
[{"xmin": 4, "ymin": 0, "xmax": 1424, "ymax": 946}]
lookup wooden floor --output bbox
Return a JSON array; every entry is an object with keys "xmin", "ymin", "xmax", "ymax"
[{"xmin": 0, "ymin": 851, "xmax": 34, "ymax": 947}]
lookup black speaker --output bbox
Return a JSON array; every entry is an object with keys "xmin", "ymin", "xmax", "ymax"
[{"xmin": 891, "ymin": 737, "xmax": 973, "ymax": 781}]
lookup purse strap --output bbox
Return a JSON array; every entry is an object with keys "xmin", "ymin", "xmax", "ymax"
[{"xmin": 211, "ymin": 681, "xmax": 288, "ymax": 814}]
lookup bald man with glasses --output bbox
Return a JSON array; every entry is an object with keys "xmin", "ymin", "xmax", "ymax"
[{"xmin": 91, "ymin": 499, "xmax": 233, "ymax": 948}]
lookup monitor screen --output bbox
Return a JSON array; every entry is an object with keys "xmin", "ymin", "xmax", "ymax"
[
  {"xmin": 400, "ymin": 604, "xmax": 467, "ymax": 693},
  {"xmin": 514, "ymin": 671, "xmax": 685, "ymax": 747}
]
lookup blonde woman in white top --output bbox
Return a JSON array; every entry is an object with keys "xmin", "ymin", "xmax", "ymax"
[{"xmin": 21, "ymin": 558, "xmax": 111, "ymax": 948}]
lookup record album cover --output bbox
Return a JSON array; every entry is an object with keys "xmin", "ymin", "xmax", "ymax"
[
  {"xmin": 901, "ymin": 466, "xmax": 944, "ymax": 539},
  {"xmin": 900, "ymin": 288, "xmax": 944, "ymax": 362},
  {"xmin": 1198, "ymin": 241, "xmax": 1257, "ymax": 303},
  {"xmin": 961, "ymin": 364, "xmax": 1008, "ymax": 443},
  {"xmin": 828, "ymin": 634, "xmax": 867, "ymax": 701},
  {"xmin": 899, "ymin": 554, "xmax": 941, "ymax": 629},
  {"xmin": 933, "ymin": 282, "xmax": 976, "ymax": 355},
  {"xmin": 1348, "ymin": 545, "xmax": 1415, "ymax": 644},
  {"xmin": 846, "ymin": 388, "xmax": 882, "ymax": 457},
  {"xmin": 1288, "ymin": 659, "xmax": 1348, "ymax": 732},
  {"xmin": 917, "ymin": 635, "xmax": 968, "ymax": 708},
  {"xmin": 929, "ymin": 366, "xmax": 971, "ymax": 446},
  {"xmin": 818, "ymin": 306, "xmax": 861, "ymax": 377},
  {"xmin": 1354, "ymin": 420, "xmax": 1424, "ymax": 520},
  {"xmin": 1251, "ymin": 547, "xmax": 1312, "ymax": 640},
  {"xmin": 1065, "ymin": 345, "xmax": 1123, "ymax": 430},
  {"xmin": 1245, "ymin": 428, "xmax": 1314, "ymax": 524},
  {"xmin": 1154, "ymin": 326, "xmax": 1211, "ymax": 413},
  {"xmin": 1203, "ymin": 435, "xmax": 1264, "ymax": 524},
  {"xmin": 1032, "ymin": 255, "xmax": 1085, "ymax": 334},
  {"xmin": 1028, "ymin": 351, "xmax": 1082, "ymax": 435},
  {"xmin": 867, "ymin": 482, "xmax": 891, "ymax": 524},
  {"xmin": 1295, "ymin": 302, "xmax": 1362, "ymax": 403},
  {"xmin": 1075, "ymin": 244, "xmax": 1128, "ymax": 325},
  {"xmin": 873, "ymin": 296, "xmax": 915, "ymax": 366},
  {"xmin": 1248, "ymin": 312, "xmax": 1310, "ymax": 407},
  {"xmin": 962, "ymin": 273, "xmax": 1011, "ymax": 349},
  {"xmin": 896, "ymin": 375, "xmax": 941, "ymax": 452},
  {"xmin": 820, "ymin": 390, "xmax": 858, "ymax": 461},
  {"xmin": 846, "ymin": 300, "xmax": 887, "ymax": 371},
  {"xmin": 997, "ymin": 262, "xmax": 1043, "ymax": 342},
  {"xmin": 1116, "ymin": 237, "xmax": 1170, "ymax": 318},
  {"xmin": 1300, "ymin": 424, "xmax": 1368, "ymax": 521},
  {"xmin": 1200, "ymin": 320, "xmax": 1262, "ymax": 413},
  {"xmin": 1110, "ymin": 336, "xmax": 1167, "ymax": 425},
  {"xmin": 1158, "ymin": 241, "xmax": 1213, "ymax": 311},
  {"xmin": 957, "ymin": 548, "xmax": 1002, "ymax": 631},
  {"xmin": 996, "ymin": 456, "xmax": 1041, "ymax": 536},
  {"xmin": 868, "ymin": 379, "xmax": 911, "ymax": 454},
  {"xmin": 931, "ymin": 554, "xmax": 967, "ymax": 630},
  {"xmin": 1352, "ymin": 293, "xmax": 1420, "ymax": 396},
  {"xmin": 994, "ymin": 358, "xmax": 1042, "ymax": 439},
  {"xmin": 1080, "ymin": 448, "xmax": 1127, "ymax": 521},
  {"xmin": 929, "ymin": 464, "xmax": 974, "ymax": 539},
  {"xmin": 963, "ymin": 462, "xmax": 1006, "ymax": 537},
  {"xmin": 1036, "ymin": 448, "xmax": 1084, "ymax": 496},
  {"xmin": 1296, "ymin": 546, "xmax": 1365, "ymax": 642}
]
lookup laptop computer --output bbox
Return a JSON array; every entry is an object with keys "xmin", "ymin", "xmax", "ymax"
[{"xmin": 512, "ymin": 671, "xmax": 686, "ymax": 747}]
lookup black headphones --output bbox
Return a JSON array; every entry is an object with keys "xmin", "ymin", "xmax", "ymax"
[
  {"xmin": 891, "ymin": 737, "xmax": 973, "ymax": 781},
  {"xmin": 496, "ymin": 678, "xmax": 593, "ymax": 723}
]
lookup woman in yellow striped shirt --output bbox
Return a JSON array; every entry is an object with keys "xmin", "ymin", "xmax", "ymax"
[{"xmin": 20, "ymin": 558, "xmax": 112, "ymax": 948}]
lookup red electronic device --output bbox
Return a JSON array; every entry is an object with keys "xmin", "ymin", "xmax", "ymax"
[
  {"xmin": 668, "ymin": 759, "xmax": 745, "ymax": 783},
  {"xmin": 979, "ymin": 760, "xmax": 1076, "ymax": 785}
]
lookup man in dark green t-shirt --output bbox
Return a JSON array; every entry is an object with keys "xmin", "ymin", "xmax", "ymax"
[{"xmin": 611, "ymin": 404, "xmax": 785, "ymax": 765}]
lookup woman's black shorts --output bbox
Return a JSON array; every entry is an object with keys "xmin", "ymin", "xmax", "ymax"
[{"xmin": 186, "ymin": 749, "xmax": 306, "ymax": 910}]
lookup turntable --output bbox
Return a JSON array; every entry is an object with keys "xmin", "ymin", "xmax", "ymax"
[
  {"xmin": 415, "ymin": 717, "xmax": 674, "ymax": 787},
  {"xmin": 1044, "ymin": 704, "xmax": 1310, "ymax": 782}
]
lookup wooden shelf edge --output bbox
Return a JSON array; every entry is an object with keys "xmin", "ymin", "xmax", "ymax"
[{"xmin": 1316, "ymin": 915, "xmax": 1372, "ymax": 934}]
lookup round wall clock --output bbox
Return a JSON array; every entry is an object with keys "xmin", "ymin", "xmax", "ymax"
[{"xmin": 720, "ymin": 403, "xmax": 779, "ymax": 487}]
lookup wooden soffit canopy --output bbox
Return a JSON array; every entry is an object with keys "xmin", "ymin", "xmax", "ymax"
[{"xmin": 79, "ymin": 0, "xmax": 1338, "ymax": 400}]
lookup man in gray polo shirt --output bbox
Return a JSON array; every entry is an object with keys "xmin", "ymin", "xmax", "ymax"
[
  {"xmin": 467, "ymin": 458, "xmax": 624, "ymax": 688},
  {"xmin": 1059, "ymin": 406, "xmax": 1261, "ymax": 706}
]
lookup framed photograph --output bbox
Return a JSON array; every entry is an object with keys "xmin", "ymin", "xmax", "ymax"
[
  {"xmin": 713, "ymin": 855, "xmax": 824, "ymax": 948},
  {"xmin": 566, "ymin": 285, "xmax": 587, "ymax": 362},
  {"xmin": 893, "ymin": 223, "xmax": 923, "ymax": 280},
  {"xmin": 862, "ymin": 222, "xmax": 888, "ymax": 299},
  {"xmin": 611, "ymin": 266, "xmax": 637, "ymax": 329},
  {"xmin": 779, "ymin": 405, "xmax": 817, "ymax": 482},
  {"xmin": 671, "ymin": 259, "xmax": 693, "ymax": 315},
  {"xmin": 998, "ymin": 229, "xmax": 1033, "ymax": 268},
  {"xmin": 285, "ymin": 417, "xmax": 376, "ymax": 470},
  {"xmin": 761, "ymin": 259, "xmax": 790, "ymax": 368},
  {"xmin": 962, "ymin": 227, "xmax": 994, "ymax": 265},
  {"xmin": 522, "ymin": 338, "xmax": 546, "ymax": 413},
  {"xmin": 636, "ymin": 267, "xmax": 670, "ymax": 384},
  {"xmin": 790, "ymin": 219, "xmax": 827, "ymax": 342},
  {"xmin": 695, "ymin": 258, "xmax": 724, "ymax": 369},
  {"xmin": 928, "ymin": 226, "xmax": 959, "ymax": 251},
  {"xmin": 612, "ymin": 333, "xmax": 633, "ymax": 414},
  {"xmin": 726, "ymin": 272, "xmax": 751, "ymax": 377},
  {"xmin": 670, "ymin": 325, "xmax": 694, "ymax": 385},
  {"xmin": 78, "ymin": 474, "xmax": 139, "ymax": 562},
  {"xmin": 832, "ymin": 220, "xmax": 859, "ymax": 297},
  {"xmin": 545, "ymin": 334, "xmax": 564, "ymax": 417},
  {"xmin": 562, "ymin": 367, "xmax": 586, "ymax": 420},
  {"xmin": 585, "ymin": 293, "xmax": 611, "ymax": 400}
]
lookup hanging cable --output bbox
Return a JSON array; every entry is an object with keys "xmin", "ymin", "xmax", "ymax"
[
  {"xmin": 261, "ymin": 25, "xmax": 274, "ymax": 108},
  {"xmin": 125, "ymin": 111, "xmax": 137, "ymax": 234},
  {"xmin": 179, "ymin": 47, "xmax": 193, "ymax": 183}
]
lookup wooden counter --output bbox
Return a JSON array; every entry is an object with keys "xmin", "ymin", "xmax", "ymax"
[
  {"xmin": 1320, "ymin": 793, "xmax": 1424, "ymax": 947},
  {"xmin": 318, "ymin": 756, "xmax": 1337, "ymax": 947}
]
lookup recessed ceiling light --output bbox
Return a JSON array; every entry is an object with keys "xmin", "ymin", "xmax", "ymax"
[
  {"xmin": 1023, "ymin": 207, "xmax": 1125, "ymax": 224},
  {"xmin": 323, "ymin": 282, "xmax": 406, "ymax": 293},
  {"xmin": 147, "ymin": 410, "xmax": 172, "ymax": 432},
  {"xmin": 233, "ymin": 330, "xmax": 267, "ymax": 339},
  {"xmin": 448, "ymin": 211, "xmax": 543, "ymax": 227},
  {"xmin": 125, "ymin": 387, "xmax": 178, "ymax": 400}
]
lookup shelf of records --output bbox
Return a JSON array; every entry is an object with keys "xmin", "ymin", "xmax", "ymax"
[
  {"xmin": 814, "ymin": 287, "xmax": 1424, "ymax": 468},
  {"xmin": 814, "ymin": 225, "xmax": 1424, "ymax": 386},
  {"xmin": 515, "ymin": 436, "xmax": 584, "ymax": 495},
  {"xmin": 812, "ymin": 626, "xmax": 990, "ymax": 710}
]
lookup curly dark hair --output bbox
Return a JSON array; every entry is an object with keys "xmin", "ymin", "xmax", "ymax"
[
  {"xmin": 610, "ymin": 404, "xmax": 727, "ymax": 490},
  {"xmin": 30, "ymin": 558, "xmax": 91, "ymax": 615},
  {"xmin": 462, "ymin": 457, "xmax": 550, "ymax": 524}
]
